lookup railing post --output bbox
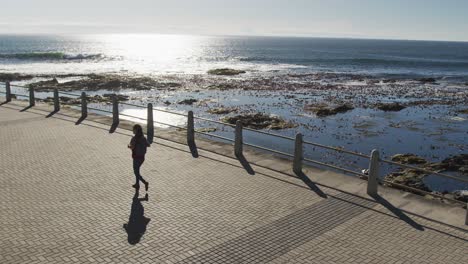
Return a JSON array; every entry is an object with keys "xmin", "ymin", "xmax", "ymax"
[
  {"xmin": 465, "ymin": 203, "xmax": 468, "ymax": 226},
  {"xmin": 112, "ymin": 95, "xmax": 119, "ymax": 125},
  {"xmin": 29, "ymin": 86, "xmax": 35, "ymax": 107},
  {"xmin": 53, "ymin": 89, "xmax": 60, "ymax": 112},
  {"xmin": 5, "ymin": 81, "xmax": 11, "ymax": 102},
  {"xmin": 187, "ymin": 111, "xmax": 195, "ymax": 145},
  {"xmin": 234, "ymin": 120, "xmax": 243, "ymax": 157},
  {"xmin": 147, "ymin": 103, "xmax": 154, "ymax": 144},
  {"xmin": 81, "ymin": 92, "xmax": 87, "ymax": 119},
  {"xmin": 367, "ymin": 149, "xmax": 380, "ymax": 196},
  {"xmin": 293, "ymin": 133, "xmax": 303, "ymax": 175}
]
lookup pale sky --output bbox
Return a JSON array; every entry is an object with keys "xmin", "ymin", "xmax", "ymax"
[{"xmin": 1, "ymin": 0, "xmax": 468, "ymax": 41}]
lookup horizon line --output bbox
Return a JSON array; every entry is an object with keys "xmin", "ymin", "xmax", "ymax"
[{"xmin": 0, "ymin": 32, "xmax": 467, "ymax": 43}]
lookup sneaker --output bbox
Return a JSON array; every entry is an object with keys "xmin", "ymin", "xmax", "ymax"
[{"xmin": 132, "ymin": 184, "xmax": 140, "ymax": 189}]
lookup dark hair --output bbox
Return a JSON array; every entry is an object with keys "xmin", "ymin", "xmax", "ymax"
[{"xmin": 133, "ymin": 124, "xmax": 144, "ymax": 138}]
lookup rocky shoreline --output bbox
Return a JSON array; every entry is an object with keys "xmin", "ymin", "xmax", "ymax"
[
  {"xmin": 2, "ymin": 70, "xmax": 467, "ymax": 203},
  {"xmin": 384, "ymin": 154, "xmax": 468, "ymax": 203}
]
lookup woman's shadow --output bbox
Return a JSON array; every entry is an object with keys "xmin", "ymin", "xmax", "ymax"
[{"xmin": 123, "ymin": 189, "xmax": 151, "ymax": 245}]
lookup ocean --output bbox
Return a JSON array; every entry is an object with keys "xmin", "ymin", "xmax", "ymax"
[{"xmin": 1, "ymin": 34, "xmax": 468, "ymax": 81}]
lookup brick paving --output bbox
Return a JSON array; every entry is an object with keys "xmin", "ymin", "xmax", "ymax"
[{"xmin": 0, "ymin": 103, "xmax": 467, "ymax": 263}]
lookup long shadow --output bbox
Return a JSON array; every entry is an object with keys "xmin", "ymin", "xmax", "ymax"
[
  {"xmin": 123, "ymin": 189, "xmax": 151, "ymax": 245},
  {"xmin": 188, "ymin": 140, "xmax": 199, "ymax": 158},
  {"xmin": 370, "ymin": 193, "xmax": 424, "ymax": 231},
  {"xmin": 109, "ymin": 122, "xmax": 119, "ymax": 133},
  {"xmin": 20, "ymin": 105, "xmax": 33, "ymax": 112},
  {"xmin": 0, "ymin": 101, "xmax": 10, "ymax": 106},
  {"xmin": 296, "ymin": 171, "xmax": 327, "ymax": 198},
  {"xmin": 75, "ymin": 115, "xmax": 86, "ymax": 125},
  {"xmin": 236, "ymin": 154, "xmax": 255, "ymax": 175},
  {"xmin": 46, "ymin": 110, "xmax": 59, "ymax": 118}
]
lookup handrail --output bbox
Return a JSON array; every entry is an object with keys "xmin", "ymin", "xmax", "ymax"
[
  {"xmin": 304, "ymin": 157, "xmax": 367, "ymax": 178},
  {"xmin": 303, "ymin": 140, "xmax": 370, "ymax": 158},
  {"xmin": 58, "ymin": 91, "xmax": 81, "ymax": 97},
  {"xmin": 1, "ymin": 81, "xmax": 467, "ymax": 188},
  {"xmin": 195, "ymin": 131, "xmax": 235, "ymax": 142},
  {"xmin": 244, "ymin": 142, "xmax": 294, "ymax": 157},
  {"xmin": 194, "ymin": 116, "xmax": 236, "ymax": 128}
]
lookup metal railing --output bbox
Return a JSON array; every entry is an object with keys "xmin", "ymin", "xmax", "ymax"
[{"xmin": 1, "ymin": 81, "xmax": 467, "ymax": 225}]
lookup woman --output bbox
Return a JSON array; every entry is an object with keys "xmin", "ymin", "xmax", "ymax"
[{"xmin": 128, "ymin": 124, "xmax": 150, "ymax": 190}]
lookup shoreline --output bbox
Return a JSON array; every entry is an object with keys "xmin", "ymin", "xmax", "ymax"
[{"xmin": 1, "ymin": 70, "xmax": 467, "ymax": 197}]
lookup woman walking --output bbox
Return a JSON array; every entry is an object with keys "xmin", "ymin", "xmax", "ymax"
[{"xmin": 128, "ymin": 124, "xmax": 150, "ymax": 190}]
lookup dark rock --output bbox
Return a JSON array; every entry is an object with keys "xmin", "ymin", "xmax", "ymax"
[
  {"xmin": 305, "ymin": 104, "xmax": 354, "ymax": 117},
  {"xmin": 391, "ymin": 154, "xmax": 427, "ymax": 165},
  {"xmin": 178, "ymin": 99, "xmax": 198, "ymax": 105},
  {"xmin": 418, "ymin": 78, "xmax": 436, "ymax": 83},
  {"xmin": 0, "ymin": 73, "xmax": 35, "ymax": 82},
  {"xmin": 28, "ymin": 78, "xmax": 59, "ymax": 89},
  {"xmin": 376, "ymin": 102, "xmax": 406, "ymax": 111},
  {"xmin": 222, "ymin": 113, "xmax": 296, "ymax": 130},
  {"xmin": 384, "ymin": 169, "xmax": 431, "ymax": 193},
  {"xmin": 102, "ymin": 93, "xmax": 129, "ymax": 101},
  {"xmin": 163, "ymin": 100, "xmax": 171, "ymax": 105},
  {"xmin": 207, "ymin": 68, "xmax": 246, "ymax": 76},
  {"xmin": 196, "ymin": 127, "xmax": 217, "ymax": 133},
  {"xmin": 457, "ymin": 109, "xmax": 468, "ymax": 114},
  {"xmin": 207, "ymin": 107, "xmax": 237, "ymax": 115},
  {"xmin": 26, "ymin": 74, "xmax": 167, "ymax": 92},
  {"xmin": 206, "ymin": 83, "xmax": 236, "ymax": 90}
]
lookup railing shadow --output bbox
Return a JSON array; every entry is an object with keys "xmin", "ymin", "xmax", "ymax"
[
  {"xmin": 188, "ymin": 140, "xmax": 199, "ymax": 158},
  {"xmin": 236, "ymin": 154, "xmax": 255, "ymax": 175},
  {"xmin": 370, "ymin": 193, "xmax": 424, "ymax": 231},
  {"xmin": 0, "ymin": 101, "xmax": 9, "ymax": 106},
  {"xmin": 46, "ymin": 110, "xmax": 59, "ymax": 118},
  {"xmin": 20, "ymin": 105, "xmax": 33, "ymax": 112},
  {"xmin": 123, "ymin": 189, "xmax": 150, "ymax": 245},
  {"xmin": 109, "ymin": 122, "xmax": 119, "ymax": 133},
  {"xmin": 75, "ymin": 115, "xmax": 86, "ymax": 125},
  {"xmin": 296, "ymin": 171, "xmax": 328, "ymax": 198}
]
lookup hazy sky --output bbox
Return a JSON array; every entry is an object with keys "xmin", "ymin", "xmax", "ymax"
[{"xmin": 1, "ymin": 0, "xmax": 467, "ymax": 41}]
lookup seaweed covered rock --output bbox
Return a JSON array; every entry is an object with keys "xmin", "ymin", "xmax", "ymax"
[
  {"xmin": 102, "ymin": 93, "xmax": 129, "ymax": 101},
  {"xmin": 26, "ymin": 74, "xmax": 178, "ymax": 92},
  {"xmin": 305, "ymin": 104, "xmax": 354, "ymax": 117},
  {"xmin": 178, "ymin": 99, "xmax": 198, "ymax": 105},
  {"xmin": 195, "ymin": 127, "xmax": 217, "ymax": 133},
  {"xmin": 28, "ymin": 78, "xmax": 58, "ymax": 89},
  {"xmin": 384, "ymin": 169, "xmax": 431, "ymax": 193},
  {"xmin": 391, "ymin": 154, "xmax": 427, "ymax": 165},
  {"xmin": 222, "ymin": 113, "xmax": 296, "ymax": 130},
  {"xmin": 427, "ymin": 154, "xmax": 468, "ymax": 174},
  {"xmin": 207, "ymin": 107, "xmax": 237, "ymax": 115},
  {"xmin": 0, "ymin": 72, "xmax": 35, "ymax": 82},
  {"xmin": 207, "ymin": 68, "xmax": 246, "ymax": 76},
  {"xmin": 375, "ymin": 102, "xmax": 406, "ymax": 111},
  {"xmin": 418, "ymin": 78, "xmax": 436, "ymax": 83},
  {"xmin": 457, "ymin": 109, "xmax": 468, "ymax": 114}
]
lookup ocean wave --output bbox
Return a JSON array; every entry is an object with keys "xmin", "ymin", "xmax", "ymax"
[
  {"xmin": 237, "ymin": 56, "xmax": 468, "ymax": 67},
  {"xmin": 0, "ymin": 52, "xmax": 104, "ymax": 61}
]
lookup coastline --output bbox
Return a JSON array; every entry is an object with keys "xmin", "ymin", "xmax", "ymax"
[{"xmin": 1, "ymin": 70, "xmax": 467, "ymax": 198}]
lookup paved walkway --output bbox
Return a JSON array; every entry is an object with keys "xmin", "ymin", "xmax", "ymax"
[{"xmin": 0, "ymin": 102, "xmax": 467, "ymax": 263}]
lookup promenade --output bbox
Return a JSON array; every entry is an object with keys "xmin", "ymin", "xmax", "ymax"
[{"xmin": 0, "ymin": 100, "xmax": 467, "ymax": 264}]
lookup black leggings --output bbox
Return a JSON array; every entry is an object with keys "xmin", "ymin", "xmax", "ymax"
[{"xmin": 133, "ymin": 159, "xmax": 146, "ymax": 185}]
